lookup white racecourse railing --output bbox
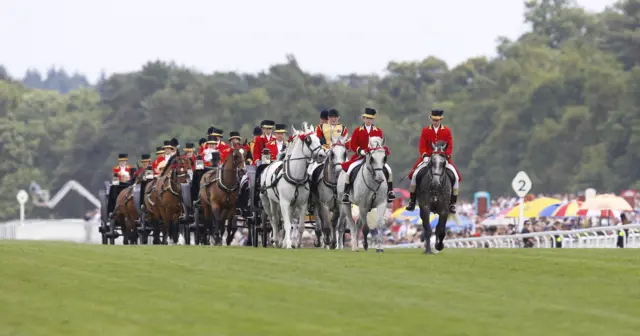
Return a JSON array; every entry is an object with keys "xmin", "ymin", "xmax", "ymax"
[
  {"xmin": 385, "ymin": 224, "xmax": 640, "ymax": 249},
  {"xmin": 1, "ymin": 220, "xmax": 639, "ymax": 249}
]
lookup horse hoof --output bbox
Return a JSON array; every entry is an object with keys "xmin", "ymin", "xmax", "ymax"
[
  {"xmin": 435, "ymin": 242, "xmax": 444, "ymax": 251},
  {"xmin": 376, "ymin": 249, "xmax": 384, "ymax": 253}
]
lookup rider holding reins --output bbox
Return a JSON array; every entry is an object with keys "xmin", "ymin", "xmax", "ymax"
[{"xmin": 405, "ymin": 109, "xmax": 461, "ymax": 213}]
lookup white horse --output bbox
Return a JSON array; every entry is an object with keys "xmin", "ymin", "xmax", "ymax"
[
  {"xmin": 310, "ymin": 133, "xmax": 349, "ymax": 249},
  {"xmin": 337, "ymin": 136, "xmax": 388, "ymax": 252},
  {"xmin": 259, "ymin": 122, "xmax": 326, "ymax": 249}
]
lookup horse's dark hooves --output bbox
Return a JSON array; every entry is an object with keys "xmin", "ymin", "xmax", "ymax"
[
  {"xmin": 313, "ymin": 240, "xmax": 321, "ymax": 248},
  {"xmin": 435, "ymin": 242, "xmax": 444, "ymax": 251},
  {"xmin": 376, "ymin": 248, "xmax": 384, "ymax": 253}
]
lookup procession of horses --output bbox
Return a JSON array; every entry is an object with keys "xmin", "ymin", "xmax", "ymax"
[{"xmin": 100, "ymin": 108, "xmax": 461, "ymax": 254}]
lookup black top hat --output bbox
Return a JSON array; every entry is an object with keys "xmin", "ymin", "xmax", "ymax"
[
  {"xmin": 211, "ymin": 128, "xmax": 223, "ymax": 137},
  {"xmin": 253, "ymin": 126, "xmax": 262, "ymax": 136},
  {"xmin": 156, "ymin": 146, "xmax": 164, "ymax": 154},
  {"xmin": 207, "ymin": 135, "xmax": 219, "ymax": 143},
  {"xmin": 185, "ymin": 143, "xmax": 195, "ymax": 150},
  {"xmin": 141, "ymin": 154, "xmax": 151, "ymax": 160},
  {"xmin": 207, "ymin": 126, "xmax": 214, "ymax": 135},
  {"xmin": 118, "ymin": 153, "xmax": 128, "ymax": 160},
  {"xmin": 229, "ymin": 131, "xmax": 241, "ymax": 140},
  {"xmin": 199, "ymin": 138, "xmax": 206, "ymax": 146},
  {"xmin": 170, "ymin": 138, "xmax": 179, "ymax": 148},
  {"xmin": 430, "ymin": 109, "xmax": 444, "ymax": 120},
  {"xmin": 362, "ymin": 108, "xmax": 377, "ymax": 119},
  {"xmin": 261, "ymin": 120, "xmax": 275, "ymax": 128},
  {"xmin": 275, "ymin": 124, "xmax": 287, "ymax": 133},
  {"xmin": 163, "ymin": 140, "xmax": 171, "ymax": 148},
  {"xmin": 328, "ymin": 108, "xmax": 340, "ymax": 117},
  {"xmin": 320, "ymin": 109, "xmax": 329, "ymax": 119}
]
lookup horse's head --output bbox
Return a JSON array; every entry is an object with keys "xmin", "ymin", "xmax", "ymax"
[
  {"xmin": 428, "ymin": 141, "xmax": 448, "ymax": 189},
  {"xmin": 366, "ymin": 136, "xmax": 387, "ymax": 183},
  {"xmin": 171, "ymin": 156, "xmax": 190, "ymax": 184},
  {"xmin": 231, "ymin": 147, "xmax": 247, "ymax": 179},
  {"xmin": 297, "ymin": 122, "xmax": 327, "ymax": 163},
  {"xmin": 328, "ymin": 133, "xmax": 348, "ymax": 173}
]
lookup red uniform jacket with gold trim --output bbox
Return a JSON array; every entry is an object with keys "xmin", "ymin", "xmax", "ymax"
[
  {"xmin": 408, "ymin": 125, "xmax": 461, "ymax": 181},
  {"xmin": 341, "ymin": 124, "xmax": 384, "ymax": 171}
]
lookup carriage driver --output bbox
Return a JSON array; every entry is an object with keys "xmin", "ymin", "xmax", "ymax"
[
  {"xmin": 405, "ymin": 109, "xmax": 461, "ymax": 213},
  {"xmin": 133, "ymin": 154, "xmax": 152, "ymax": 179},
  {"xmin": 340, "ymin": 108, "xmax": 395, "ymax": 204},
  {"xmin": 201, "ymin": 135, "xmax": 221, "ymax": 167},
  {"xmin": 113, "ymin": 153, "xmax": 133, "ymax": 183},
  {"xmin": 209, "ymin": 127, "xmax": 230, "ymax": 153},
  {"xmin": 252, "ymin": 120, "xmax": 275, "ymax": 166},
  {"xmin": 266, "ymin": 124, "xmax": 288, "ymax": 161},
  {"xmin": 220, "ymin": 131, "xmax": 247, "ymax": 162},
  {"xmin": 152, "ymin": 146, "xmax": 165, "ymax": 178}
]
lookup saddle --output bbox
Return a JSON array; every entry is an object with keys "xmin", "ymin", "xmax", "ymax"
[{"xmin": 348, "ymin": 164, "xmax": 363, "ymax": 184}]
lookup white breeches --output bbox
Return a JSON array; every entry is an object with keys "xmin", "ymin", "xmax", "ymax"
[
  {"xmin": 345, "ymin": 159, "xmax": 392, "ymax": 181},
  {"xmin": 307, "ymin": 161, "xmax": 321, "ymax": 176},
  {"xmin": 411, "ymin": 159, "xmax": 459, "ymax": 190}
]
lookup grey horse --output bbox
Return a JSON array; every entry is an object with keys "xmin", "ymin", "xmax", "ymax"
[{"xmin": 416, "ymin": 141, "xmax": 455, "ymax": 254}]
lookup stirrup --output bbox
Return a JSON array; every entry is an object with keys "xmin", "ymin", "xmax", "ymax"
[
  {"xmin": 341, "ymin": 193, "xmax": 350, "ymax": 203},
  {"xmin": 387, "ymin": 192, "xmax": 396, "ymax": 201}
]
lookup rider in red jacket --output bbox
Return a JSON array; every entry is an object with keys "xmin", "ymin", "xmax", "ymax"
[
  {"xmin": 405, "ymin": 109, "xmax": 461, "ymax": 213},
  {"xmin": 340, "ymin": 107, "xmax": 395, "ymax": 204}
]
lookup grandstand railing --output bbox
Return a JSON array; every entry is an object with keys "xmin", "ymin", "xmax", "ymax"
[{"xmin": 386, "ymin": 224, "xmax": 640, "ymax": 249}]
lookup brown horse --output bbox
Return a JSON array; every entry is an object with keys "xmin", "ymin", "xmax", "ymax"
[
  {"xmin": 145, "ymin": 155, "xmax": 190, "ymax": 244},
  {"xmin": 199, "ymin": 147, "xmax": 247, "ymax": 245},
  {"xmin": 143, "ymin": 176, "xmax": 163, "ymax": 244},
  {"xmin": 112, "ymin": 166, "xmax": 146, "ymax": 244}
]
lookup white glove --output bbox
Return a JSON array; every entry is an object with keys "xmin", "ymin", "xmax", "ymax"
[
  {"xmin": 358, "ymin": 149, "xmax": 366, "ymax": 156},
  {"xmin": 187, "ymin": 170, "xmax": 193, "ymax": 180},
  {"xmin": 422, "ymin": 157, "xmax": 429, "ymax": 163},
  {"xmin": 204, "ymin": 152, "xmax": 212, "ymax": 162}
]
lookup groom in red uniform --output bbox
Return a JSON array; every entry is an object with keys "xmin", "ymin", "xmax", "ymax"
[{"xmin": 405, "ymin": 109, "xmax": 461, "ymax": 213}]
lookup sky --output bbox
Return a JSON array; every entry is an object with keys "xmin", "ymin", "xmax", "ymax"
[{"xmin": 1, "ymin": 0, "xmax": 616, "ymax": 82}]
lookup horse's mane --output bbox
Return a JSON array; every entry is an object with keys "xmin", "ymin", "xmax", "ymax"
[
  {"xmin": 369, "ymin": 136, "xmax": 384, "ymax": 148},
  {"xmin": 160, "ymin": 155, "xmax": 176, "ymax": 176}
]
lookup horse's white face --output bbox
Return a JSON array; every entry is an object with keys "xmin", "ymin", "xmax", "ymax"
[
  {"xmin": 300, "ymin": 122, "xmax": 327, "ymax": 163},
  {"xmin": 367, "ymin": 136, "xmax": 386, "ymax": 183},
  {"xmin": 328, "ymin": 134, "xmax": 348, "ymax": 171}
]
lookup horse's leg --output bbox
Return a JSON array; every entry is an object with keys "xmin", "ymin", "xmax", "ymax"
[
  {"xmin": 435, "ymin": 213, "xmax": 447, "ymax": 251},
  {"xmin": 152, "ymin": 218, "xmax": 161, "ymax": 245},
  {"xmin": 225, "ymin": 211, "xmax": 237, "ymax": 246},
  {"xmin": 420, "ymin": 206, "xmax": 434, "ymax": 254},
  {"xmin": 296, "ymin": 204, "xmax": 306, "ymax": 249},
  {"xmin": 211, "ymin": 204, "xmax": 223, "ymax": 246},
  {"xmin": 329, "ymin": 210, "xmax": 340, "ymax": 249},
  {"xmin": 354, "ymin": 208, "xmax": 368, "ymax": 252},
  {"xmin": 280, "ymin": 202, "xmax": 294, "ymax": 249},
  {"xmin": 375, "ymin": 203, "xmax": 387, "ymax": 253},
  {"xmin": 313, "ymin": 213, "xmax": 323, "ymax": 248},
  {"xmin": 267, "ymin": 200, "xmax": 281, "ymax": 248},
  {"xmin": 317, "ymin": 203, "xmax": 330, "ymax": 248},
  {"xmin": 362, "ymin": 223, "xmax": 370, "ymax": 251},
  {"xmin": 202, "ymin": 206, "xmax": 212, "ymax": 245}
]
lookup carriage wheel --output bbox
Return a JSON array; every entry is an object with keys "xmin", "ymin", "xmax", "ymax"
[
  {"xmin": 183, "ymin": 221, "xmax": 191, "ymax": 245},
  {"xmin": 193, "ymin": 208, "xmax": 201, "ymax": 245}
]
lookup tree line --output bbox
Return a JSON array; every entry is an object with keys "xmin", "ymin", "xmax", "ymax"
[{"xmin": 1, "ymin": 0, "xmax": 639, "ymax": 220}]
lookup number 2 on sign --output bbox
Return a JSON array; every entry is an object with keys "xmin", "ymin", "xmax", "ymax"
[{"xmin": 517, "ymin": 180, "xmax": 526, "ymax": 191}]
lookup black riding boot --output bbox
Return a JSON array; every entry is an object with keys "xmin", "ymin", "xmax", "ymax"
[
  {"xmin": 449, "ymin": 194, "xmax": 458, "ymax": 213},
  {"xmin": 387, "ymin": 181, "xmax": 396, "ymax": 203},
  {"xmin": 342, "ymin": 182, "xmax": 351, "ymax": 204},
  {"xmin": 307, "ymin": 194, "xmax": 315, "ymax": 214},
  {"xmin": 405, "ymin": 192, "xmax": 417, "ymax": 211}
]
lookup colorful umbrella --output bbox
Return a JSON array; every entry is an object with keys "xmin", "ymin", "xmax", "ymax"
[
  {"xmin": 579, "ymin": 194, "xmax": 633, "ymax": 211},
  {"xmin": 392, "ymin": 206, "xmax": 419, "ymax": 220},
  {"xmin": 505, "ymin": 197, "xmax": 561, "ymax": 218},
  {"xmin": 576, "ymin": 209, "xmax": 621, "ymax": 218},
  {"xmin": 552, "ymin": 200, "xmax": 583, "ymax": 217},
  {"xmin": 480, "ymin": 207, "xmax": 515, "ymax": 226},
  {"xmin": 538, "ymin": 203, "xmax": 561, "ymax": 217},
  {"xmin": 393, "ymin": 188, "xmax": 410, "ymax": 199}
]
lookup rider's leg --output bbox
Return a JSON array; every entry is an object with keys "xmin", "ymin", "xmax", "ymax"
[
  {"xmin": 384, "ymin": 164, "xmax": 395, "ymax": 202},
  {"xmin": 446, "ymin": 163, "xmax": 460, "ymax": 213},
  {"xmin": 406, "ymin": 161, "xmax": 427, "ymax": 211}
]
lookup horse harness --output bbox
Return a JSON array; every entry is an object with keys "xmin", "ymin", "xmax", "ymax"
[{"xmin": 352, "ymin": 147, "xmax": 386, "ymax": 212}]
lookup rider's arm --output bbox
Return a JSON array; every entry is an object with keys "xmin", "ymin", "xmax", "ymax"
[{"xmin": 419, "ymin": 128, "xmax": 429, "ymax": 159}]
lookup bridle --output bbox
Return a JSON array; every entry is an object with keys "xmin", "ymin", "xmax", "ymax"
[
  {"xmin": 217, "ymin": 148, "xmax": 246, "ymax": 192},
  {"xmin": 283, "ymin": 132, "xmax": 323, "ymax": 185}
]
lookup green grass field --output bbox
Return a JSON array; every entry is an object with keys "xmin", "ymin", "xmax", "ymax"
[{"xmin": 1, "ymin": 242, "xmax": 639, "ymax": 336}]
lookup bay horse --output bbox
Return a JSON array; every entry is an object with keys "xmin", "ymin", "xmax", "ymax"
[
  {"xmin": 417, "ymin": 141, "xmax": 456, "ymax": 254},
  {"xmin": 146, "ymin": 155, "xmax": 190, "ymax": 245},
  {"xmin": 112, "ymin": 166, "xmax": 145, "ymax": 244},
  {"xmin": 199, "ymin": 147, "xmax": 247, "ymax": 246}
]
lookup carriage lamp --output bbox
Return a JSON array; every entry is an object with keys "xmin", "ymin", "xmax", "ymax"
[
  {"xmin": 144, "ymin": 168, "xmax": 154, "ymax": 181},
  {"xmin": 261, "ymin": 148, "xmax": 271, "ymax": 165},
  {"xmin": 195, "ymin": 155, "xmax": 204, "ymax": 170},
  {"xmin": 111, "ymin": 173, "xmax": 120, "ymax": 186}
]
